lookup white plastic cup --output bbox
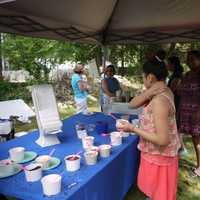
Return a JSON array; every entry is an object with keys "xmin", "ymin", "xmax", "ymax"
[
  {"xmin": 25, "ymin": 163, "xmax": 42, "ymax": 182},
  {"xmin": 9, "ymin": 147, "xmax": 25, "ymax": 162},
  {"xmin": 65, "ymin": 155, "xmax": 80, "ymax": 172},
  {"xmin": 0, "ymin": 159, "xmax": 14, "ymax": 175},
  {"xmin": 35, "ymin": 155, "xmax": 51, "ymax": 169},
  {"xmin": 84, "ymin": 151, "xmax": 98, "ymax": 165},
  {"xmin": 110, "ymin": 132, "xmax": 122, "ymax": 146},
  {"xmin": 41, "ymin": 174, "xmax": 61, "ymax": 196},
  {"xmin": 116, "ymin": 119, "xmax": 129, "ymax": 137},
  {"xmin": 99, "ymin": 145, "xmax": 111, "ymax": 158},
  {"xmin": 82, "ymin": 136, "xmax": 94, "ymax": 149}
]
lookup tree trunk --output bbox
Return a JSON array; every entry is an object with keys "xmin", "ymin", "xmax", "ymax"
[
  {"xmin": 95, "ymin": 46, "xmax": 102, "ymax": 73},
  {"xmin": 121, "ymin": 46, "xmax": 125, "ymax": 75}
]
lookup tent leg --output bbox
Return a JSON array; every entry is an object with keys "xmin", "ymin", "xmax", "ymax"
[{"xmin": 101, "ymin": 45, "xmax": 109, "ymax": 69}]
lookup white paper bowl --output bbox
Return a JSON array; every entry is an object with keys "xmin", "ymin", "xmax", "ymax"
[
  {"xmin": 65, "ymin": 155, "xmax": 80, "ymax": 172},
  {"xmin": 41, "ymin": 174, "xmax": 61, "ymax": 196},
  {"xmin": 9, "ymin": 147, "xmax": 25, "ymax": 162},
  {"xmin": 84, "ymin": 151, "xmax": 98, "ymax": 165},
  {"xmin": 110, "ymin": 132, "xmax": 122, "ymax": 146},
  {"xmin": 25, "ymin": 163, "xmax": 42, "ymax": 182},
  {"xmin": 99, "ymin": 145, "xmax": 111, "ymax": 158}
]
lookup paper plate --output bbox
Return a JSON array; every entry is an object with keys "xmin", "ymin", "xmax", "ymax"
[
  {"xmin": 16, "ymin": 151, "xmax": 37, "ymax": 164},
  {"xmin": 43, "ymin": 157, "xmax": 61, "ymax": 171},
  {"xmin": 0, "ymin": 164, "xmax": 22, "ymax": 179}
]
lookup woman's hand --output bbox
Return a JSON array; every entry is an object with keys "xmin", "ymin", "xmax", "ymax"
[
  {"xmin": 129, "ymin": 81, "xmax": 167, "ymax": 109},
  {"xmin": 116, "ymin": 119, "xmax": 134, "ymax": 132},
  {"xmin": 145, "ymin": 81, "xmax": 167, "ymax": 99}
]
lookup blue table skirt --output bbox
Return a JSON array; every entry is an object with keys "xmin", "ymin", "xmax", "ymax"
[{"xmin": 0, "ymin": 112, "xmax": 140, "ymax": 200}]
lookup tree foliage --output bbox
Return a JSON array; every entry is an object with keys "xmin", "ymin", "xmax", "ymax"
[{"xmin": 1, "ymin": 33, "xmax": 200, "ymax": 82}]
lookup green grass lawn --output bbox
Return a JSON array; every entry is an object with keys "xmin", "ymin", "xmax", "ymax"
[{"xmin": 11, "ymin": 102, "xmax": 200, "ymax": 200}]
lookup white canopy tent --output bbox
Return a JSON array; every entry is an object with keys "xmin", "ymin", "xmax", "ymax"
[{"xmin": 0, "ymin": 0, "xmax": 200, "ymax": 44}]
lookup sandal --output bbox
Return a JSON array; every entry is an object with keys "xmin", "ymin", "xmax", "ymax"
[{"xmin": 191, "ymin": 167, "xmax": 200, "ymax": 177}]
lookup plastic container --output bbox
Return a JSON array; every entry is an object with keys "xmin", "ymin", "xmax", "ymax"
[
  {"xmin": 84, "ymin": 151, "xmax": 98, "ymax": 165},
  {"xmin": 110, "ymin": 132, "xmax": 122, "ymax": 146},
  {"xmin": 41, "ymin": 174, "xmax": 61, "ymax": 196},
  {"xmin": 75, "ymin": 122, "xmax": 88, "ymax": 139},
  {"xmin": 99, "ymin": 145, "xmax": 111, "ymax": 158},
  {"xmin": 9, "ymin": 147, "xmax": 25, "ymax": 162},
  {"xmin": 65, "ymin": 155, "xmax": 80, "ymax": 172},
  {"xmin": 82, "ymin": 136, "xmax": 94, "ymax": 149}
]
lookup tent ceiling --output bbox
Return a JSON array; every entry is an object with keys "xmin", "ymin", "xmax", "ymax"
[{"xmin": 0, "ymin": 0, "xmax": 200, "ymax": 44}]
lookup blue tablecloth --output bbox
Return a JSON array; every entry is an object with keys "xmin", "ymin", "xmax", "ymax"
[{"xmin": 0, "ymin": 112, "xmax": 140, "ymax": 200}]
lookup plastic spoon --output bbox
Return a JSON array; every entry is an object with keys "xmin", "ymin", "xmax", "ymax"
[
  {"xmin": 72, "ymin": 150, "xmax": 83, "ymax": 159},
  {"xmin": 49, "ymin": 148, "xmax": 56, "ymax": 157}
]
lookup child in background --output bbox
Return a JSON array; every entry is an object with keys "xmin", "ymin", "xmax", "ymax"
[{"xmin": 117, "ymin": 59, "xmax": 181, "ymax": 200}]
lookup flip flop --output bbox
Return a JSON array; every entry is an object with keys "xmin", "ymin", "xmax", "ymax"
[{"xmin": 191, "ymin": 167, "xmax": 200, "ymax": 177}]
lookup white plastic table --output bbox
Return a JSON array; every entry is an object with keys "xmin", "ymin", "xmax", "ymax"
[{"xmin": 0, "ymin": 99, "xmax": 35, "ymax": 119}]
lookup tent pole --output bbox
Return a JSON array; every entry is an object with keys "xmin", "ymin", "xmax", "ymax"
[{"xmin": 101, "ymin": 45, "xmax": 109, "ymax": 71}]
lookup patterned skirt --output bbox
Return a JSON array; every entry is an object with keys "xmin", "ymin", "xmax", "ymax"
[{"xmin": 179, "ymin": 105, "xmax": 200, "ymax": 136}]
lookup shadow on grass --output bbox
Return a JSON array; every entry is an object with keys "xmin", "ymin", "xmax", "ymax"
[{"xmin": 125, "ymin": 186, "xmax": 145, "ymax": 200}]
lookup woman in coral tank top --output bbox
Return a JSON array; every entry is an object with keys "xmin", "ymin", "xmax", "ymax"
[{"xmin": 117, "ymin": 59, "xmax": 181, "ymax": 200}]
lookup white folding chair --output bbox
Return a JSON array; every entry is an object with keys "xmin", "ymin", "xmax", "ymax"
[{"xmin": 32, "ymin": 84, "xmax": 62, "ymax": 147}]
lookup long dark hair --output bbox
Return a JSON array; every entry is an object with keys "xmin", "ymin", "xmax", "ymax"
[
  {"xmin": 143, "ymin": 59, "xmax": 168, "ymax": 81},
  {"xmin": 168, "ymin": 56, "xmax": 183, "ymax": 76}
]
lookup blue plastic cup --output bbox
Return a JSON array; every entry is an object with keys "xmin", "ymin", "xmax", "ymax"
[{"xmin": 96, "ymin": 121, "xmax": 108, "ymax": 134}]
